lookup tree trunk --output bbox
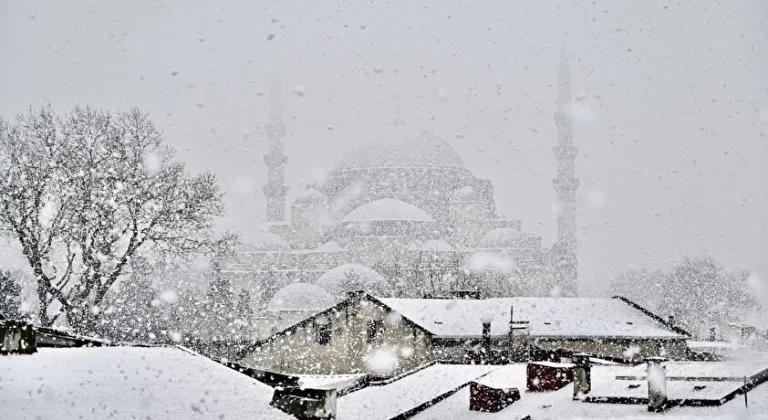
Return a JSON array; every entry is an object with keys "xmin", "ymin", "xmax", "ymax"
[
  {"xmin": 36, "ymin": 282, "xmax": 52, "ymax": 327},
  {"xmin": 66, "ymin": 306, "xmax": 98, "ymax": 336}
]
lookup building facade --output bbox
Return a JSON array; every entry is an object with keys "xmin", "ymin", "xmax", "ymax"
[{"xmin": 239, "ymin": 293, "xmax": 690, "ymax": 376}]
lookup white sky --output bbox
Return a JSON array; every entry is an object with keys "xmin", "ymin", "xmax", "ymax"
[{"xmin": 1, "ymin": 0, "xmax": 767, "ymax": 295}]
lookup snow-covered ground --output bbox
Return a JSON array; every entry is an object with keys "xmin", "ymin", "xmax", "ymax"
[{"xmin": 0, "ymin": 346, "xmax": 292, "ymax": 420}]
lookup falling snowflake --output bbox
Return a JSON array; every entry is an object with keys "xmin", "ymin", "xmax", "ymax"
[
  {"xmin": 160, "ymin": 290, "xmax": 178, "ymax": 304},
  {"xmin": 364, "ymin": 347, "xmax": 400, "ymax": 376}
]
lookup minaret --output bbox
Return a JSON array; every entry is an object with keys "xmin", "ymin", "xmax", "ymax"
[
  {"xmin": 262, "ymin": 77, "xmax": 288, "ymax": 224},
  {"xmin": 552, "ymin": 47, "xmax": 580, "ymax": 296}
]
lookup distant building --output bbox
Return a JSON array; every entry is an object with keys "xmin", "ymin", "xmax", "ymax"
[{"xmin": 222, "ymin": 54, "xmax": 581, "ymax": 319}]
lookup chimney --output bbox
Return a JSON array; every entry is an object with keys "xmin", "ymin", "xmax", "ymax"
[
  {"xmin": 507, "ymin": 305, "xmax": 514, "ymax": 362},
  {"xmin": 482, "ymin": 321, "xmax": 492, "ymax": 363},
  {"xmin": 646, "ymin": 357, "xmax": 668, "ymax": 412},
  {"xmin": 667, "ymin": 315, "xmax": 675, "ymax": 327},
  {"xmin": 271, "ymin": 387, "xmax": 337, "ymax": 419},
  {"xmin": 571, "ymin": 353, "xmax": 591, "ymax": 400}
]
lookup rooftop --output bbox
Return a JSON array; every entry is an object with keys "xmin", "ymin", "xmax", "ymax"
[
  {"xmin": 0, "ymin": 346, "xmax": 291, "ymax": 420},
  {"xmin": 377, "ymin": 296, "xmax": 687, "ymax": 339}
]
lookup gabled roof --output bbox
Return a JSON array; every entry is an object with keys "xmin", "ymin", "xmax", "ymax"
[
  {"xmin": 378, "ymin": 296, "xmax": 689, "ymax": 340},
  {"xmin": 240, "ymin": 294, "xmax": 689, "ymax": 361},
  {"xmin": 237, "ymin": 292, "xmax": 435, "ymax": 359}
]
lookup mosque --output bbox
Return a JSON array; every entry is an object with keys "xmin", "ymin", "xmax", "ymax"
[{"xmin": 219, "ymin": 52, "xmax": 580, "ymax": 329}]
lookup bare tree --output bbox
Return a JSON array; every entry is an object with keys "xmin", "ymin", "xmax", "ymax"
[{"xmin": 0, "ymin": 105, "xmax": 235, "ymax": 332}]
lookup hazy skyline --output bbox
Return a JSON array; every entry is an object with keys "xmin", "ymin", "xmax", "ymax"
[{"xmin": 1, "ymin": 0, "xmax": 766, "ymax": 294}]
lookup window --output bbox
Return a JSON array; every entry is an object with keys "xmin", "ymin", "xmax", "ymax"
[
  {"xmin": 367, "ymin": 320, "xmax": 385, "ymax": 344},
  {"xmin": 315, "ymin": 318, "xmax": 331, "ymax": 345}
]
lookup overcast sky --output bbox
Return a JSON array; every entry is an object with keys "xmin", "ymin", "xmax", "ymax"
[{"xmin": 1, "ymin": 0, "xmax": 766, "ymax": 295}]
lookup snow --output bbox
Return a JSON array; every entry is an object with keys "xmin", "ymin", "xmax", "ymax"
[
  {"xmin": 296, "ymin": 374, "xmax": 366, "ymax": 390},
  {"xmin": 266, "ymin": 283, "xmax": 338, "ymax": 312},
  {"xmin": 377, "ymin": 297, "xmax": 686, "ymax": 339},
  {"xmin": 337, "ymin": 364, "xmax": 496, "ymax": 420},
  {"xmin": 413, "ymin": 364, "xmax": 768, "ymax": 420},
  {"xmin": 477, "ymin": 227, "xmax": 535, "ymax": 249},
  {"xmin": 239, "ymin": 231, "xmax": 289, "ymax": 252},
  {"xmin": 472, "ymin": 364, "xmax": 528, "ymax": 389},
  {"xmin": 296, "ymin": 186, "xmax": 325, "ymax": 201},
  {"xmin": 341, "ymin": 198, "xmax": 434, "ymax": 223},
  {"xmin": 0, "ymin": 346, "xmax": 291, "ymax": 420},
  {"xmin": 620, "ymin": 361, "xmax": 768, "ymax": 380},
  {"xmin": 364, "ymin": 346, "xmax": 401, "ymax": 376},
  {"xmin": 451, "ymin": 186, "xmax": 478, "ymax": 200},
  {"xmin": 314, "ymin": 264, "xmax": 393, "ymax": 296},
  {"xmin": 465, "ymin": 251, "xmax": 516, "ymax": 273}
]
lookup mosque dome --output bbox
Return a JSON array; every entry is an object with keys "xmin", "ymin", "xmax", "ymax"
[
  {"xmin": 266, "ymin": 283, "xmax": 337, "ymax": 312},
  {"xmin": 315, "ymin": 240, "xmax": 346, "ymax": 252},
  {"xmin": 239, "ymin": 231, "xmax": 289, "ymax": 252},
  {"xmin": 314, "ymin": 264, "xmax": 393, "ymax": 296},
  {"xmin": 477, "ymin": 228, "xmax": 541, "ymax": 250},
  {"xmin": 334, "ymin": 125, "xmax": 465, "ymax": 171},
  {"xmin": 342, "ymin": 198, "xmax": 434, "ymax": 223}
]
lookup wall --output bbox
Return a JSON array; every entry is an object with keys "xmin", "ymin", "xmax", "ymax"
[
  {"xmin": 532, "ymin": 337, "xmax": 689, "ymax": 361},
  {"xmin": 240, "ymin": 299, "xmax": 432, "ymax": 375}
]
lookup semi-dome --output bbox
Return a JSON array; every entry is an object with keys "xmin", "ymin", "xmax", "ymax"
[
  {"xmin": 342, "ymin": 198, "xmax": 434, "ymax": 223},
  {"xmin": 334, "ymin": 125, "xmax": 465, "ymax": 171},
  {"xmin": 239, "ymin": 231, "xmax": 289, "ymax": 252},
  {"xmin": 478, "ymin": 227, "xmax": 540, "ymax": 250},
  {"xmin": 314, "ymin": 263, "xmax": 392, "ymax": 296},
  {"xmin": 266, "ymin": 283, "xmax": 337, "ymax": 312}
]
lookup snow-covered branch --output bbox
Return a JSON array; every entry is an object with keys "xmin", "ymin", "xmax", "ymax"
[{"xmin": 0, "ymin": 105, "xmax": 235, "ymax": 331}]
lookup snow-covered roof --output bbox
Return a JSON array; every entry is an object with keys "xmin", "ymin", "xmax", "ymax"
[
  {"xmin": 409, "ymin": 239, "xmax": 456, "ymax": 252},
  {"xmin": 413, "ymin": 363, "xmax": 768, "ymax": 420},
  {"xmin": 334, "ymin": 125, "xmax": 465, "ymax": 171},
  {"xmin": 342, "ymin": 198, "xmax": 434, "ymax": 223},
  {"xmin": 0, "ymin": 346, "xmax": 291, "ymax": 420},
  {"xmin": 266, "ymin": 283, "xmax": 338, "ymax": 312},
  {"xmin": 477, "ymin": 227, "xmax": 540, "ymax": 249},
  {"xmin": 337, "ymin": 364, "xmax": 496, "ymax": 420},
  {"xmin": 465, "ymin": 251, "xmax": 517, "ymax": 273},
  {"xmin": 239, "ymin": 231, "xmax": 289, "ymax": 252},
  {"xmin": 376, "ymin": 297, "xmax": 687, "ymax": 339},
  {"xmin": 315, "ymin": 240, "xmax": 347, "ymax": 252},
  {"xmin": 296, "ymin": 373, "xmax": 367, "ymax": 390},
  {"xmin": 314, "ymin": 264, "xmax": 393, "ymax": 296}
]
